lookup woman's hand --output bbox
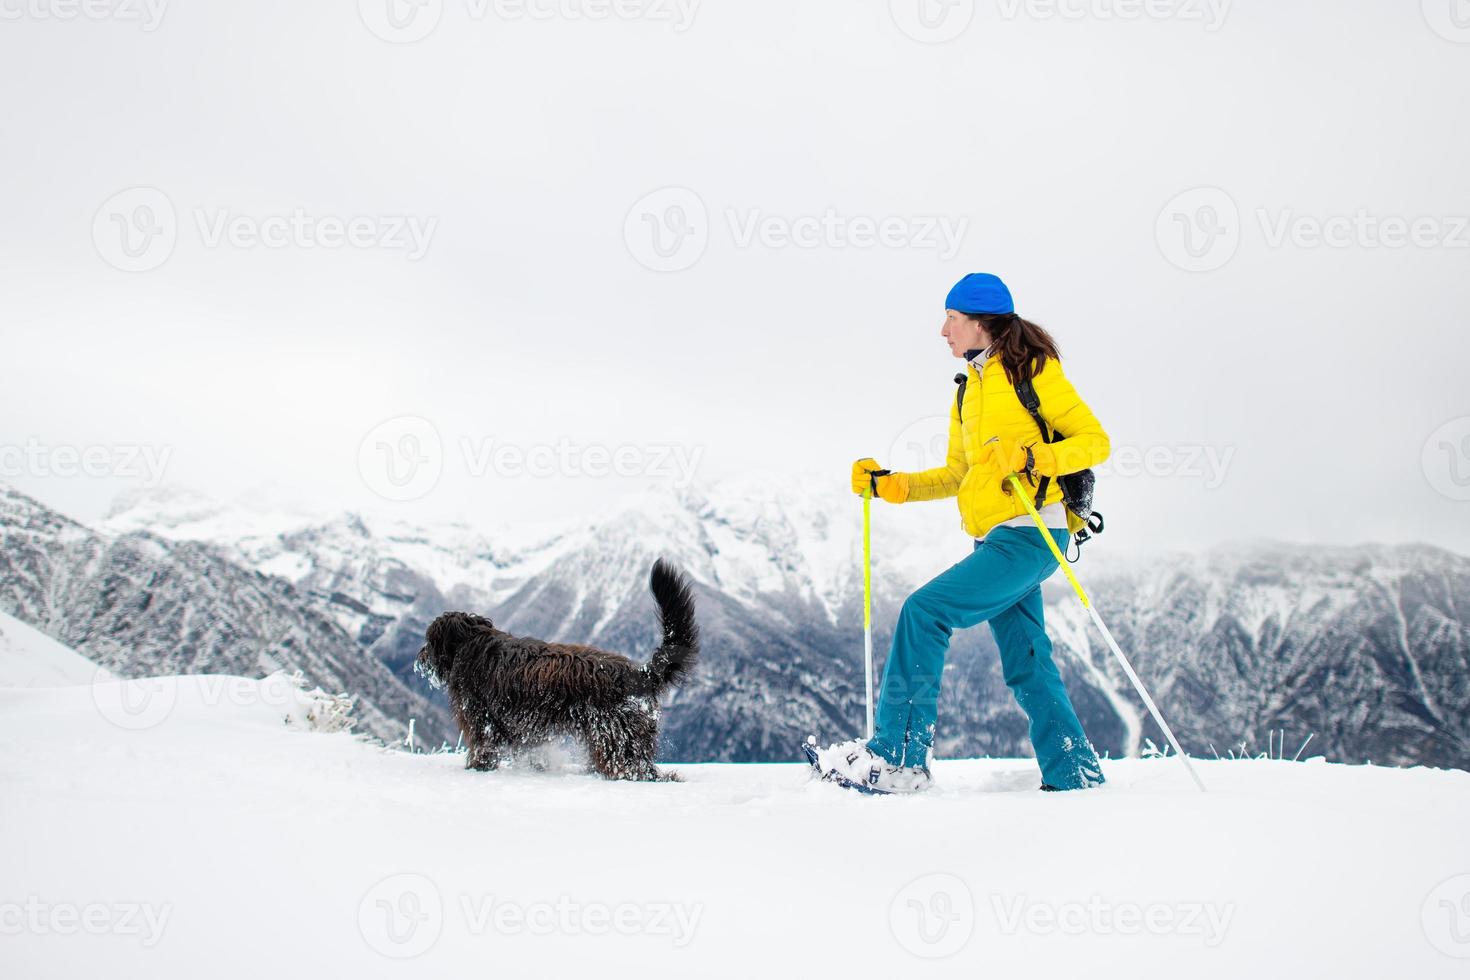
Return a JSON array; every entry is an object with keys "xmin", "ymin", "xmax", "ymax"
[
  {"xmin": 979, "ymin": 437, "xmax": 1058, "ymax": 492},
  {"xmin": 851, "ymin": 458, "xmax": 909, "ymax": 503}
]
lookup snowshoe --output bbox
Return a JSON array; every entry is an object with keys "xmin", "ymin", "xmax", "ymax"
[{"xmin": 802, "ymin": 735, "xmax": 932, "ymax": 795}]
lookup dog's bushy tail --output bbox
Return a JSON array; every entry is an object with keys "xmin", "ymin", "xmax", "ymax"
[{"xmin": 640, "ymin": 559, "xmax": 700, "ymax": 695}]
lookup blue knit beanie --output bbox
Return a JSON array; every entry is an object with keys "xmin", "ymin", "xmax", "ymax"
[{"xmin": 945, "ymin": 273, "xmax": 1015, "ymax": 315}]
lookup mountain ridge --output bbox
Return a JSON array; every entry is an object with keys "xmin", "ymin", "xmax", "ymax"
[{"xmin": 5, "ymin": 480, "xmax": 1467, "ymax": 770}]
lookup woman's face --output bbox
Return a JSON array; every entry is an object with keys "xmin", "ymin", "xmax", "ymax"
[{"xmin": 941, "ymin": 310, "xmax": 990, "ymax": 359}]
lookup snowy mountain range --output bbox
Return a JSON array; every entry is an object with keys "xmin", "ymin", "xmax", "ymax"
[
  {"xmin": 0, "ymin": 484, "xmax": 449, "ymax": 745},
  {"xmin": 3, "ymin": 480, "xmax": 1467, "ymax": 770}
]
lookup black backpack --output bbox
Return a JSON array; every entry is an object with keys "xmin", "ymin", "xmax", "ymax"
[{"xmin": 955, "ymin": 371, "xmax": 1105, "ymax": 562}]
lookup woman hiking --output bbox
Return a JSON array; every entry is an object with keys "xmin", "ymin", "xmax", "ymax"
[{"xmin": 815, "ymin": 273, "xmax": 1112, "ymax": 794}]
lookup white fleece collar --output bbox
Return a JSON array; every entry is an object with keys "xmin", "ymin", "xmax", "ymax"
[{"xmin": 965, "ymin": 343, "xmax": 996, "ymax": 373}]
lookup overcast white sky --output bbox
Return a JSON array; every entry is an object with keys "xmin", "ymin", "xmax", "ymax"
[{"xmin": 3, "ymin": 1, "xmax": 1468, "ymax": 555}]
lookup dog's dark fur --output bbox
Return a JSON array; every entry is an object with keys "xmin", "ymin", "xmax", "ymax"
[{"xmin": 417, "ymin": 559, "xmax": 700, "ymax": 781}]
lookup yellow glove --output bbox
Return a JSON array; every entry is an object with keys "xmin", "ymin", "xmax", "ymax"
[
  {"xmin": 1027, "ymin": 441, "xmax": 1059, "ymax": 477},
  {"xmin": 850, "ymin": 458, "xmax": 909, "ymax": 503},
  {"xmin": 979, "ymin": 437, "xmax": 1058, "ymax": 493}
]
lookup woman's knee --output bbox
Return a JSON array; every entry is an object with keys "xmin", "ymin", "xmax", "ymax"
[{"xmin": 899, "ymin": 589, "xmax": 948, "ymax": 630}]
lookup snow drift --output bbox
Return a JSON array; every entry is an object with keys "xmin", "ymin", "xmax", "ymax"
[{"xmin": 3, "ymin": 646, "xmax": 1469, "ymax": 978}]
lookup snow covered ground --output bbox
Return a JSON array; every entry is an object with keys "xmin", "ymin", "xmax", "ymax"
[
  {"xmin": 3, "ymin": 676, "xmax": 1468, "ymax": 978},
  {"xmin": 0, "ymin": 611, "xmax": 106, "ymax": 688},
  {"xmin": 13, "ymin": 496, "xmax": 1468, "ymax": 978}
]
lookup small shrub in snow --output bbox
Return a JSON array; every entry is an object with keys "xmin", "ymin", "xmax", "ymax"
[{"xmin": 269, "ymin": 670, "xmax": 357, "ymax": 734}]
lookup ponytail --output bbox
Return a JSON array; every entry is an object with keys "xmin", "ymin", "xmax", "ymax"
[{"xmin": 968, "ymin": 312, "xmax": 1061, "ymax": 385}]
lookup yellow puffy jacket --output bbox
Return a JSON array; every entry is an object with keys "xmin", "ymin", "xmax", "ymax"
[{"xmin": 901, "ymin": 355, "xmax": 1111, "ymax": 538}]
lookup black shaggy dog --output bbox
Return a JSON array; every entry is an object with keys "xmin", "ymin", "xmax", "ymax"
[{"xmin": 417, "ymin": 559, "xmax": 699, "ymax": 781}]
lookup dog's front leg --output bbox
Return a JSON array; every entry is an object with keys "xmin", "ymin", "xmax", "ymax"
[
  {"xmin": 464, "ymin": 720, "xmax": 507, "ymax": 771},
  {"xmin": 466, "ymin": 742, "xmax": 502, "ymax": 771}
]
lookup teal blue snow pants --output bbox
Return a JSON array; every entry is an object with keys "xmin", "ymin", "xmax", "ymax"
[{"xmin": 867, "ymin": 524, "xmax": 1105, "ymax": 790}]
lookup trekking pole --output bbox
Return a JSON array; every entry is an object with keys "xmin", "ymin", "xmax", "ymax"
[
  {"xmin": 861, "ymin": 483, "xmax": 876, "ymax": 740},
  {"xmin": 1005, "ymin": 473, "xmax": 1207, "ymax": 793}
]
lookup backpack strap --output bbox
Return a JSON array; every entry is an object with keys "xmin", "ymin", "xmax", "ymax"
[
  {"xmin": 1013, "ymin": 378, "xmax": 1053, "ymax": 512},
  {"xmin": 1014, "ymin": 378, "xmax": 1050, "ymax": 437},
  {"xmin": 1015, "ymin": 376, "xmax": 1105, "ymax": 563},
  {"xmin": 953, "ymin": 372, "xmax": 967, "ymax": 417}
]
